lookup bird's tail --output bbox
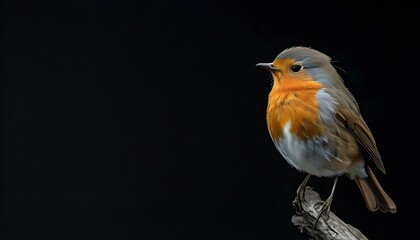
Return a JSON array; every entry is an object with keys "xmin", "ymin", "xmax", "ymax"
[{"xmin": 354, "ymin": 165, "xmax": 397, "ymax": 213}]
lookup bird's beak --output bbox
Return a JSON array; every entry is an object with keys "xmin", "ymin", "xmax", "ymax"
[{"xmin": 255, "ymin": 63, "xmax": 277, "ymax": 71}]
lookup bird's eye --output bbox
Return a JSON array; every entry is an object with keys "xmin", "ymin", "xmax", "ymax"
[{"xmin": 291, "ymin": 64, "xmax": 303, "ymax": 72}]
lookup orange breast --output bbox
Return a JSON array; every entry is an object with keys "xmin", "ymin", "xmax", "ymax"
[{"xmin": 266, "ymin": 75, "xmax": 324, "ymax": 140}]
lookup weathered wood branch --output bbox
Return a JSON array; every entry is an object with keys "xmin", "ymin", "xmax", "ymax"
[{"xmin": 291, "ymin": 186, "xmax": 368, "ymax": 240}]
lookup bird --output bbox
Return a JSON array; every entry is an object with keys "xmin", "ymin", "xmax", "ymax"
[{"xmin": 256, "ymin": 46, "xmax": 397, "ymax": 218}]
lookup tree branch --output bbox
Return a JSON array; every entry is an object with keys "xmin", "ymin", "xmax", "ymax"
[{"xmin": 291, "ymin": 186, "xmax": 368, "ymax": 240}]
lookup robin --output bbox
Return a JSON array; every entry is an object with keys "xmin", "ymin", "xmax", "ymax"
[{"xmin": 256, "ymin": 46, "xmax": 397, "ymax": 218}]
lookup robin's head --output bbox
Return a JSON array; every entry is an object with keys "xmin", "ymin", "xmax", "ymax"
[{"xmin": 256, "ymin": 46, "xmax": 343, "ymax": 88}]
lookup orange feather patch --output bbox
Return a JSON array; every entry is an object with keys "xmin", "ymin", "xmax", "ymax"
[{"xmin": 266, "ymin": 62, "xmax": 324, "ymax": 140}]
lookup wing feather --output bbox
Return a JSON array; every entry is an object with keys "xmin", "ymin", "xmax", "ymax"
[{"xmin": 336, "ymin": 108, "xmax": 386, "ymax": 173}]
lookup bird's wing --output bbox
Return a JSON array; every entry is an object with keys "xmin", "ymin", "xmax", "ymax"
[{"xmin": 336, "ymin": 108, "xmax": 386, "ymax": 174}]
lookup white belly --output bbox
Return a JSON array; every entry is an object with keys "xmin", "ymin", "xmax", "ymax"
[{"xmin": 273, "ymin": 122, "xmax": 339, "ymax": 177}]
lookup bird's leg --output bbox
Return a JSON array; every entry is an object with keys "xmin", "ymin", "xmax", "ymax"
[
  {"xmin": 293, "ymin": 174, "xmax": 311, "ymax": 213},
  {"xmin": 314, "ymin": 176, "xmax": 338, "ymax": 228}
]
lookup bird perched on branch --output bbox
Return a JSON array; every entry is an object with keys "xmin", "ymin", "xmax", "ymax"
[{"xmin": 256, "ymin": 46, "xmax": 397, "ymax": 218}]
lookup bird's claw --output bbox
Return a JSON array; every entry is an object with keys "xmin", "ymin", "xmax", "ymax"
[
  {"xmin": 293, "ymin": 190, "xmax": 305, "ymax": 214},
  {"xmin": 313, "ymin": 200, "xmax": 331, "ymax": 229}
]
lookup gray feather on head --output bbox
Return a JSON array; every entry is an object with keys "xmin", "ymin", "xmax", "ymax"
[
  {"xmin": 276, "ymin": 46, "xmax": 331, "ymax": 69},
  {"xmin": 276, "ymin": 46, "xmax": 347, "ymax": 88}
]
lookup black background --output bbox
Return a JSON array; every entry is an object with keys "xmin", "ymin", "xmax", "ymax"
[{"xmin": 2, "ymin": 1, "xmax": 418, "ymax": 239}]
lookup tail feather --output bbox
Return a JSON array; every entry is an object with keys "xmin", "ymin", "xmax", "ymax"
[{"xmin": 354, "ymin": 165, "xmax": 397, "ymax": 213}]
